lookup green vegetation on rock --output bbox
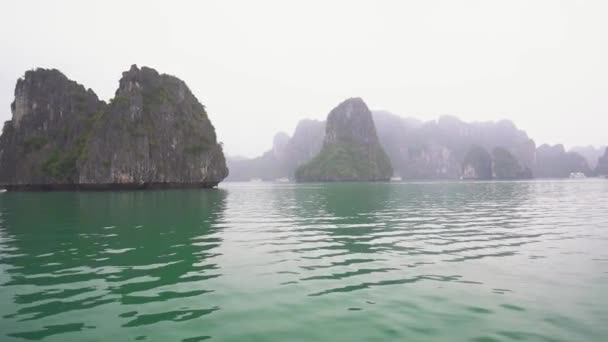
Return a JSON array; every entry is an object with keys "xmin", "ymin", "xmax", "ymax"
[
  {"xmin": 295, "ymin": 98, "xmax": 392, "ymax": 182},
  {"xmin": 41, "ymin": 149, "xmax": 78, "ymax": 181},
  {"xmin": 23, "ymin": 136, "xmax": 48, "ymax": 153},
  {"xmin": 0, "ymin": 65, "xmax": 228, "ymax": 189},
  {"xmin": 295, "ymin": 141, "xmax": 392, "ymax": 182}
]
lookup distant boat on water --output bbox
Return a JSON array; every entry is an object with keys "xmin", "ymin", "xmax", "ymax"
[
  {"xmin": 569, "ymin": 172, "xmax": 586, "ymax": 179},
  {"xmin": 390, "ymin": 176, "xmax": 402, "ymax": 181},
  {"xmin": 275, "ymin": 177, "xmax": 290, "ymax": 183}
]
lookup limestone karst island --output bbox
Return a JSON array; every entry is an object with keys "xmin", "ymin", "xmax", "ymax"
[
  {"xmin": 295, "ymin": 98, "xmax": 393, "ymax": 182},
  {"xmin": 0, "ymin": 66, "xmax": 228, "ymax": 190},
  {"xmin": 1, "ymin": 66, "xmax": 607, "ymax": 191},
  {"xmin": 226, "ymin": 103, "xmax": 606, "ymax": 183}
]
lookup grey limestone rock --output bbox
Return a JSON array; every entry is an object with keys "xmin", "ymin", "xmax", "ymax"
[{"xmin": 0, "ymin": 65, "xmax": 228, "ymax": 190}]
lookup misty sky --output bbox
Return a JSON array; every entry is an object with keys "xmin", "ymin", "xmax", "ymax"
[{"xmin": 1, "ymin": 0, "xmax": 606, "ymax": 157}]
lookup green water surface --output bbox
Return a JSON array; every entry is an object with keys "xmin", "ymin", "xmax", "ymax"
[{"xmin": 0, "ymin": 180, "xmax": 607, "ymax": 341}]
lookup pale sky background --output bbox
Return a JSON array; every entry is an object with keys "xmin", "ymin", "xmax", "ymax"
[{"xmin": 0, "ymin": 0, "xmax": 606, "ymax": 157}]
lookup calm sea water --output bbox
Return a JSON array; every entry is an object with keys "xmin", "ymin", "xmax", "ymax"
[{"xmin": 0, "ymin": 180, "xmax": 607, "ymax": 341}]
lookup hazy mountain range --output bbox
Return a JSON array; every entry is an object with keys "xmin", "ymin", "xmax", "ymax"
[{"xmin": 227, "ymin": 110, "xmax": 605, "ymax": 181}]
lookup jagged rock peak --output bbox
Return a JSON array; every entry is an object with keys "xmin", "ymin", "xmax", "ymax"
[
  {"xmin": 10, "ymin": 68, "xmax": 101, "ymax": 129},
  {"xmin": 324, "ymin": 97, "xmax": 380, "ymax": 147},
  {"xmin": 0, "ymin": 65, "xmax": 228, "ymax": 190},
  {"xmin": 295, "ymin": 97, "xmax": 393, "ymax": 182}
]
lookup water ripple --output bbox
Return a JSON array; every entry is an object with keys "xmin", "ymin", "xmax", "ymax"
[{"xmin": 0, "ymin": 181, "xmax": 607, "ymax": 340}]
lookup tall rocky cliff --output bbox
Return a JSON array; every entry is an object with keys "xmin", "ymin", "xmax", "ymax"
[
  {"xmin": 596, "ymin": 147, "xmax": 608, "ymax": 176},
  {"xmin": 226, "ymin": 132, "xmax": 291, "ymax": 181},
  {"xmin": 373, "ymin": 112, "xmax": 536, "ymax": 180},
  {"xmin": 0, "ymin": 66, "xmax": 228, "ymax": 190},
  {"xmin": 492, "ymin": 147, "xmax": 532, "ymax": 180},
  {"xmin": 226, "ymin": 119, "xmax": 324, "ymax": 181},
  {"xmin": 295, "ymin": 98, "xmax": 392, "ymax": 182},
  {"xmin": 462, "ymin": 145, "xmax": 493, "ymax": 180},
  {"xmin": 225, "ymin": 106, "xmax": 598, "ymax": 182},
  {"xmin": 281, "ymin": 119, "xmax": 325, "ymax": 176},
  {"xmin": 571, "ymin": 145, "xmax": 606, "ymax": 170},
  {"xmin": 534, "ymin": 144, "xmax": 591, "ymax": 178},
  {"xmin": 227, "ymin": 110, "xmax": 540, "ymax": 181}
]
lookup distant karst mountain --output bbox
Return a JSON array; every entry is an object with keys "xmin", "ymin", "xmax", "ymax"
[
  {"xmin": 0, "ymin": 65, "xmax": 228, "ymax": 190},
  {"xmin": 227, "ymin": 108, "xmax": 599, "ymax": 181},
  {"xmin": 534, "ymin": 144, "xmax": 592, "ymax": 178},
  {"xmin": 295, "ymin": 98, "xmax": 392, "ymax": 182},
  {"xmin": 229, "ymin": 106, "xmax": 604, "ymax": 180},
  {"xmin": 226, "ymin": 119, "xmax": 325, "ymax": 181},
  {"xmin": 2, "ymin": 67, "xmax": 600, "ymax": 187},
  {"xmin": 372, "ymin": 111, "xmax": 536, "ymax": 180},
  {"xmin": 596, "ymin": 147, "xmax": 608, "ymax": 176},
  {"xmin": 225, "ymin": 105, "xmax": 605, "ymax": 182},
  {"xmin": 462, "ymin": 145, "xmax": 493, "ymax": 180},
  {"xmin": 491, "ymin": 147, "xmax": 533, "ymax": 180},
  {"xmin": 570, "ymin": 145, "xmax": 606, "ymax": 170}
]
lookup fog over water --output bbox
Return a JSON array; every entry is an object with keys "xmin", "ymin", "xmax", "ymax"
[{"xmin": 0, "ymin": 0, "xmax": 607, "ymax": 157}]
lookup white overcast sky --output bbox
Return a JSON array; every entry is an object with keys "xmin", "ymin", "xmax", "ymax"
[{"xmin": 0, "ymin": 0, "xmax": 606, "ymax": 157}]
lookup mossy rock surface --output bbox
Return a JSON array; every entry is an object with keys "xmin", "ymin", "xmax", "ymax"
[
  {"xmin": 0, "ymin": 65, "xmax": 228, "ymax": 189},
  {"xmin": 295, "ymin": 98, "xmax": 392, "ymax": 182}
]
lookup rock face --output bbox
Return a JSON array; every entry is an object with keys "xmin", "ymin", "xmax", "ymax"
[
  {"xmin": 462, "ymin": 145, "xmax": 492, "ymax": 180},
  {"xmin": 0, "ymin": 66, "xmax": 228, "ymax": 190},
  {"xmin": 0, "ymin": 69, "xmax": 106, "ymax": 187},
  {"xmin": 571, "ymin": 145, "xmax": 606, "ymax": 170},
  {"xmin": 230, "ymin": 110, "xmax": 539, "ymax": 181},
  {"xmin": 372, "ymin": 112, "xmax": 536, "ymax": 180},
  {"xmin": 295, "ymin": 98, "xmax": 392, "ymax": 182},
  {"xmin": 225, "ymin": 119, "xmax": 325, "ymax": 181},
  {"xmin": 596, "ymin": 147, "xmax": 608, "ymax": 176},
  {"xmin": 280, "ymin": 119, "xmax": 325, "ymax": 177},
  {"xmin": 492, "ymin": 147, "xmax": 532, "ymax": 180},
  {"xmin": 271, "ymin": 132, "xmax": 290, "ymax": 161},
  {"xmin": 226, "ymin": 132, "xmax": 290, "ymax": 181},
  {"xmin": 534, "ymin": 144, "xmax": 591, "ymax": 178}
]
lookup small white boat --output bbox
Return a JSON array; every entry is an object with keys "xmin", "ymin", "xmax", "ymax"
[
  {"xmin": 569, "ymin": 172, "xmax": 586, "ymax": 179},
  {"xmin": 390, "ymin": 176, "xmax": 402, "ymax": 181},
  {"xmin": 275, "ymin": 177, "xmax": 290, "ymax": 183}
]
